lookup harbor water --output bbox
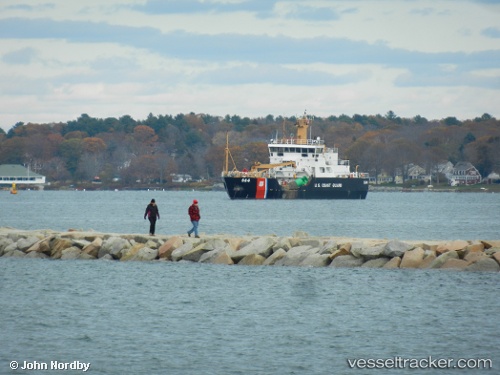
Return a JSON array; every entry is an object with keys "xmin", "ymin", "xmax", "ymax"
[
  {"xmin": 1, "ymin": 190, "xmax": 499, "ymax": 374},
  {"xmin": 0, "ymin": 190, "xmax": 499, "ymax": 240}
]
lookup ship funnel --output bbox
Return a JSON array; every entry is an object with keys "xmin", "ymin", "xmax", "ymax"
[{"xmin": 295, "ymin": 114, "xmax": 310, "ymax": 143}]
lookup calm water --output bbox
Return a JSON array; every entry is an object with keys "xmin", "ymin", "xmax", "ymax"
[
  {"xmin": 1, "ymin": 191, "xmax": 500, "ymax": 374},
  {"xmin": 0, "ymin": 190, "xmax": 499, "ymax": 240},
  {"xmin": 1, "ymin": 258, "xmax": 499, "ymax": 374},
  {"xmin": 0, "ymin": 191, "xmax": 500, "ymax": 240}
]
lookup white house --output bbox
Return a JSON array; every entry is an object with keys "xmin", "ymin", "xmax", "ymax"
[
  {"xmin": 449, "ymin": 162, "xmax": 481, "ymax": 185},
  {"xmin": 0, "ymin": 164, "xmax": 46, "ymax": 186}
]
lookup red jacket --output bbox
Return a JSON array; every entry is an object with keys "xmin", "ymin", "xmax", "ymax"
[{"xmin": 188, "ymin": 204, "xmax": 200, "ymax": 221}]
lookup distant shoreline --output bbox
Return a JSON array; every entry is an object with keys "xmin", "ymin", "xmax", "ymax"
[{"xmin": 2, "ymin": 185, "xmax": 499, "ymax": 193}]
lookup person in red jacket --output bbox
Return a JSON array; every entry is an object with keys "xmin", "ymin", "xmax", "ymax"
[{"xmin": 187, "ymin": 199, "xmax": 200, "ymax": 238}]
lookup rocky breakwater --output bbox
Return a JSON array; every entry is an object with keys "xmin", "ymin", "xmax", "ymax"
[{"xmin": 1, "ymin": 228, "xmax": 500, "ymax": 272}]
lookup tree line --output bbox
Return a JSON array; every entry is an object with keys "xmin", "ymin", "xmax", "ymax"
[{"xmin": 0, "ymin": 111, "xmax": 499, "ymax": 186}]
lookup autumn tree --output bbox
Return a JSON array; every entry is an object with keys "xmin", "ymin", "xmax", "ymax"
[
  {"xmin": 76, "ymin": 137, "xmax": 108, "ymax": 180},
  {"xmin": 59, "ymin": 138, "xmax": 83, "ymax": 176},
  {"xmin": 132, "ymin": 125, "xmax": 158, "ymax": 156}
]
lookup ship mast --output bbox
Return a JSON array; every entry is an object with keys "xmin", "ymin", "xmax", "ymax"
[
  {"xmin": 224, "ymin": 132, "xmax": 229, "ymax": 174},
  {"xmin": 223, "ymin": 132, "xmax": 239, "ymax": 173}
]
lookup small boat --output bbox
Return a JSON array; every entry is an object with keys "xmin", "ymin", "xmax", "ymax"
[
  {"xmin": 221, "ymin": 112, "xmax": 369, "ymax": 199},
  {"xmin": 10, "ymin": 183, "xmax": 17, "ymax": 194}
]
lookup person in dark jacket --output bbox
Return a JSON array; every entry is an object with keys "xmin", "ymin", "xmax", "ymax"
[
  {"xmin": 187, "ymin": 199, "xmax": 200, "ymax": 238},
  {"xmin": 144, "ymin": 199, "xmax": 160, "ymax": 235}
]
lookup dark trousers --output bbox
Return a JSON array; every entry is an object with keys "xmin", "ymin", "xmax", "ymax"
[{"xmin": 148, "ymin": 218, "xmax": 157, "ymax": 235}]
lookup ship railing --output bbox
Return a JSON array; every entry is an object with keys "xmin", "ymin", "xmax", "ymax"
[
  {"xmin": 222, "ymin": 170, "xmax": 274, "ymax": 178},
  {"xmin": 271, "ymin": 138, "xmax": 325, "ymax": 146},
  {"xmin": 344, "ymin": 172, "xmax": 370, "ymax": 179},
  {"xmin": 321, "ymin": 147, "xmax": 338, "ymax": 153}
]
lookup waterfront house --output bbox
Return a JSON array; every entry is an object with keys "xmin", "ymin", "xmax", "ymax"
[
  {"xmin": 0, "ymin": 164, "xmax": 46, "ymax": 187},
  {"xmin": 449, "ymin": 162, "xmax": 481, "ymax": 185}
]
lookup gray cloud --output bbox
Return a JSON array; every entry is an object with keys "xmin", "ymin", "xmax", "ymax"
[
  {"xmin": 482, "ymin": 27, "xmax": 500, "ymax": 38},
  {"xmin": 131, "ymin": 0, "xmax": 343, "ymax": 21},
  {"xmin": 2, "ymin": 3, "xmax": 55, "ymax": 12},
  {"xmin": 196, "ymin": 64, "xmax": 370, "ymax": 86},
  {"xmin": 131, "ymin": 0, "xmax": 276, "ymax": 15},
  {"xmin": 2, "ymin": 17, "xmax": 497, "ymax": 63},
  {"xmin": 1, "ymin": 17, "xmax": 499, "ymax": 89},
  {"xmin": 283, "ymin": 5, "xmax": 340, "ymax": 21},
  {"xmin": 2, "ymin": 47, "xmax": 38, "ymax": 64}
]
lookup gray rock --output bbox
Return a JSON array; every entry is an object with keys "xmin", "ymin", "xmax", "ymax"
[
  {"xmin": 171, "ymin": 242, "xmax": 194, "ymax": 261},
  {"xmin": 263, "ymin": 248, "xmax": 287, "ymax": 265},
  {"xmin": 329, "ymin": 255, "xmax": 364, "ymax": 268},
  {"xmin": 362, "ymin": 257, "xmax": 391, "ymax": 268},
  {"xmin": 383, "ymin": 240, "xmax": 413, "ymax": 258},
  {"xmin": 82, "ymin": 237, "xmax": 102, "ymax": 257},
  {"xmin": 275, "ymin": 245, "xmax": 313, "ymax": 266},
  {"xmin": 99, "ymin": 236, "xmax": 131, "ymax": 259},
  {"xmin": 129, "ymin": 247, "xmax": 158, "ymax": 261},
  {"xmin": 383, "ymin": 257, "xmax": 402, "ymax": 269},
  {"xmin": 202, "ymin": 238, "xmax": 228, "ymax": 251},
  {"xmin": 485, "ymin": 248, "xmax": 500, "ymax": 256},
  {"xmin": 78, "ymin": 252, "xmax": 96, "ymax": 260},
  {"xmin": 60, "ymin": 246, "xmax": 82, "ymax": 260},
  {"xmin": 199, "ymin": 247, "xmax": 235, "ymax": 264},
  {"xmin": 181, "ymin": 244, "xmax": 210, "ymax": 262},
  {"xmin": 16, "ymin": 236, "xmax": 40, "ymax": 251},
  {"xmin": 351, "ymin": 244, "xmax": 385, "ymax": 260},
  {"xmin": 199, "ymin": 248, "xmax": 224, "ymax": 263},
  {"xmin": 287, "ymin": 245, "xmax": 315, "ymax": 255},
  {"xmin": 299, "ymin": 253, "xmax": 331, "ymax": 267},
  {"xmin": 232, "ymin": 237, "xmax": 276, "ymax": 262},
  {"xmin": 99, "ymin": 254, "xmax": 114, "ymax": 261},
  {"xmin": 238, "ymin": 254, "xmax": 266, "ymax": 265},
  {"xmin": 212, "ymin": 250, "xmax": 235, "ymax": 265},
  {"xmin": 25, "ymin": 251, "xmax": 49, "ymax": 259},
  {"xmin": 428, "ymin": 251, "xmax": 459, "ymax": 269},
  {"xmin": 319, "ymin": 239, "xmax": 338, "ymax": 254},
  {"xmin": 0, "ymin": 237, "xmax": 14, "ymax": 254},
  {"xmin": 3, "ymin": 242, "xmax": 19, "ymax": 254},
  {"xmin": 300, "ymin": 239, "xmax": 322, "ymax": 248},
  {"xmin": 71, "ymin": 239, "xmax": 91, "ymax": 249},
  {"xmin": 144, "ymin": 239, "xmax": 160, "ymax": 249},
  {"xmin": 3, "ymin": 249, "xmax": 26, "ymax": 258},
  {"xmin": 465, "ymin": 258, "xmax": 500, "ymax": 272},
  {"xmin": 272, "ymin": 237, "xmax": 292, "ymax": 252},
  {"xmin": 349, "ymin": 242, "xmax": 365, "ymax": 258},
  {"xmin": 6, "ymin": 232, "xmax": 24, "ymax": 242}
]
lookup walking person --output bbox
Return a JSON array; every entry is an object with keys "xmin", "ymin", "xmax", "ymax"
[
  {"xmin": 144, "ymin": 199, "xmax": 160, "ymax": 235},
  {"xmin": 187, "ymin": 199, "xmax": 200, "ymax": 238}
]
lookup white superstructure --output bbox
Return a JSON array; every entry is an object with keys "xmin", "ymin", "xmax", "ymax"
[{"xmin": 267, "ymin": 115, "xmax": 356, "ymax": 181}]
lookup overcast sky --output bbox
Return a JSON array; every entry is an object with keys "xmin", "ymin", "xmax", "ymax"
[{"xmin": 1, "ymin": 0, "xmax": 499, "ymax": 132}]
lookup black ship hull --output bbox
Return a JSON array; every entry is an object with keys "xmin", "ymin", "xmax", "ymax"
[{"xmin": 223, "ymin": 176, "xmax": 368, "ymax": 199}]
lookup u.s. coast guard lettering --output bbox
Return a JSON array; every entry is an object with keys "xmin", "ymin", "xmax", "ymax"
[
  {"xmin": 314, "ymin": 183, "xmax": 342, "ymax": 188},
  {"xmin": 14, "ymin": 360, "xmax": 91, "ymax": 372}
]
